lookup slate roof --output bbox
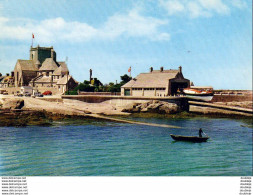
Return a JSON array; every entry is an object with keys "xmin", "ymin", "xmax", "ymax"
[
  {"xmin": 122, "ymin": 70, "xmax": 180, "ymax": 88},
  {"xmin": 56, "ymin": 75, "xmax": 78, "ymax": 85},
  {"xmin": 53, "ymin": 62, "xmax": 69, "ymax": 75},
  {"xmin": 39, "ymin": 58, "xmax": 59, "ymax": 71},
  {"xmin": 17, "ymin": 60, "xmax": 38, "ymax": 71},
  {"xmin": 33, "ymin": 76, "xmax": 52, "ymax": 83},
  {"xmin": 0, "ymin": 76, "xmax": 5, "ymax": 82},
  {"xmin": 56, "ymin": 75, "xmax": 71, "ymax": 85}
]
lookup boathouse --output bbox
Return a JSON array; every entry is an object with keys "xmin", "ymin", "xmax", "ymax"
[{"xmin": 121, "ymin": 66, "xmax": 190, "ymax": 97}]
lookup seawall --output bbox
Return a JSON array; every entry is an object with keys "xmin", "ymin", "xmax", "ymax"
[
  {"xmin": 211, "ymin": 94, "xmax": 252, "ymax": 102},
  {"xmin": 62, "ymin": 95, "xmax": 189, "ymax": 111}
]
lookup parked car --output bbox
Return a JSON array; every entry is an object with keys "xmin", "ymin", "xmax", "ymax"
[
  {"xmin": 17, "ymin": 93, "xmax": 23, "ymax": 97},
  {"xmin": 23, "ymin": 91, "xmax": 31, "ymax": 97},
  {"xmin": 42, "ymin": 91, "xmax": 52, "ymax": 95},
  {"xmin": 34, "ymin": 92, "xmax": 43, "ymax": 97}
]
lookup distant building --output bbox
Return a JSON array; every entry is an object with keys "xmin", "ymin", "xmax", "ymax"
[
  {"xmin": 121, "ymin": 66, "xmax": 190, "ymax": 96},
  {"xmin": 13, "ymin": 45, "xmax": 78, "ymax": 94},
  {"xmin": 0, "ymin": 73, "xmax": 14, "ymax": 88}
]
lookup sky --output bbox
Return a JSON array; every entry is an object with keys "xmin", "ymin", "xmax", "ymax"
[{"xmin": 0, "ymin": 0, "xmax": 252, "ymax": 89}]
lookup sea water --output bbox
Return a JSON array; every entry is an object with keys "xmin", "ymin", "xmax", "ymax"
[{"xmin": 0, "ymin": 117, "xmax": 252, "ymax": 176}]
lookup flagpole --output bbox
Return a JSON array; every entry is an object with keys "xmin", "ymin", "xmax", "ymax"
[{"xmin": 32, "ymin": 33, "xmax": 33, "ymax": 47}]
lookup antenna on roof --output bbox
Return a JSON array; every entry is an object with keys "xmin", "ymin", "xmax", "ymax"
[{"xmin": 65, "ymin": 56, "xmax": 68, "ymax": 63}]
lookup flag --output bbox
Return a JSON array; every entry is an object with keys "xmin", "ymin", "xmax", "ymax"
[
  {"xmin": 32, "ymin": 33, "xmax": 34, "ymax": 39},
  {"xmin": 128, "ymin": 66, "xmax": 131, "ymax": 72}
]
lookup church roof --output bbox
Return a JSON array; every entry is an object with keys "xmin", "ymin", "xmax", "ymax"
[
  {"xmin": 39, "ymin": 58, "xmax": 59, "ymax": 71},
  {"xmin": 122, "ymin": 69, "xmax": 181, "ymax": 88},
  {"xmin": 33, "ymin": 76, "xmax": 52, "ymax": 83},
  {"xmin": 35, "ymin": 60, "xmax": 41, "ymax": 65},
  {"xmin": 17, "ymin": 60, "xmax": 38, "ymax": 71},
  {"xmin": 56, "ymin": 75, "xmax": 71, "ymax": 85},
  {"xmin": 56, "ymin": 75, "xmax": 78, "ymax": 85},
  {"xmin": 53, "ymin": 62, "xmax": 69, "ymax": 75}
]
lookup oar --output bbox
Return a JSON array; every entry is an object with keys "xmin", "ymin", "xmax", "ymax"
[{"xmin": 203, "ymin": 132, "xmax": 208, "ymax": 137}]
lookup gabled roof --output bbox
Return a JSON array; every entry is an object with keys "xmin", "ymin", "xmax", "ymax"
[
  {"xmin": 57, "ymin": 75, "xmax": 78, "ymax": 85},
  {"xmin": 53, "ymin": 62, "xmax": 69, "ymax": 75},
  {"xmin": 17, "ymin": 60, "xmax": 38, "ymax": 71},
  {"xmin": 122, "ymin": 70, "xmax": 180, "ymax": 88},
  {"xmin": 39, "ymin": 58, "xmax": 59, "ymax": 71},
  {"xmin": 58, "ymin": 62, "xmax": 68, "ymax": 70},
  {"xmin": 1, "ymin": 76, "xmax": 13, "ymax": 83},
  {"xmin": 33, "ymin": 76, "xmax": 52, "ymax": 83},
  {"xmin": 56, "ymin": 75, "xmax": 71, "ymax": 85}
]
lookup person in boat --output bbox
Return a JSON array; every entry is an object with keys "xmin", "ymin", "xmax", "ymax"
[{"xmin": 199, "ymin": 128, "xmax": 203, "ymax": 137}]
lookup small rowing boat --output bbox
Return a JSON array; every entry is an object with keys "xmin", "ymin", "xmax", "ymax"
[
  {"xmin": 170, "ymin": 134, "xmax": 209, "ymax": 142},
  {"xmin": 183, "ymin": 88, "xmax": 213, "ymax": 101}
]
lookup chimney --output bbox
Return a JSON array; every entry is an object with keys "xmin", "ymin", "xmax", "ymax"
[
  {"xmin": 89, "ymin": 69, "xmax": 92, "ymax": 82},
  {"xmin": 160, "ymin": 66, "xmax": 164, "ymax": 72},
  {"xmin": 150, "ymin": 67, "xmax": 153, "ymax": 72},
  {"xmin": 51, "ymin": 49, "xmax": 56, "ymax": 61},
  {"xmin": 11, "ymin": 71, "xmax": 14, "ymax": 77},
  {"xmin": 179, "ymin": 66, "xmax": 182, "ymax": 73}
]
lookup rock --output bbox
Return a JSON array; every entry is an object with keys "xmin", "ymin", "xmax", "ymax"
[
  {"xmin": 140, "ymin": 102, "xmax": 150, "ymax": 109},
  {"xmin": 146, "ymin": 103, "xmax": 161, "ymax": 110},
  {"xmin": 121, "ymin": 100, "xmax": 180, "ymax": 114},
  {"xmin": 140, "ymin": 107, "xmax": 148, "ymax": 112},
  {"xmin": 2, "ymin": 99, "xmax": 24, "ymax": 109},
  {"xmin": 159, "ymin": 103, "xmax": 179, "ymax": 114},
  {"xmin": 83, "ymin": 110, "xmax": 92, "ymax": 114},
  {"xmin": 121, "ymin": 102, "xmax": 141, "ymax": 113}
]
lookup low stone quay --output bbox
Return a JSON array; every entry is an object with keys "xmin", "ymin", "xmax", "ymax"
[
  {"xmin": 62, "ymin": 94, "xmax": 252, "ymax": 116},
  {"xmin": 189, "ymin": 101, "xmax": 253, "ymax": 115}
]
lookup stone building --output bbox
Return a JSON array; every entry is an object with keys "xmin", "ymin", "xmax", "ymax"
[
  {"xmin": 0, "ymin": 73, "xmax": 14, "ymax": 88},
  {"xmin": 13, "ymin": 46, "xmax": 78, "ymax": 94},
  {"xmin": 121, "ymin": 66, "xmax": 190, "ymax": 97}
]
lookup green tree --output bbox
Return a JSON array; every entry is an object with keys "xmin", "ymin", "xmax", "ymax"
[{"xmin": 120, "ymin": 74, "xmax": 132, "ymax": 85}]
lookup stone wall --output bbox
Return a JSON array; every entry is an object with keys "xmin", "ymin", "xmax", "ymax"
[
  {"xmin": 211, "ymin": 94, "xmax": 252, "ymax": 102},
  {"xmin": 0, "ymin": 87, "xmax": 21, "ymax": 94},
  {"xmin": 106, "ymin": 99, "xmax": 150, "ymax": 109},
  {"xmin": 36, "ymin": 87, "xmax": 61, "ymax": 95},
  {"xmin": 0, "ymin": 86, "xmax": 60, "ymax": 95},
  {"xmin": 78, "ymin": 92, "xmax": 120, "ymax": 95}
]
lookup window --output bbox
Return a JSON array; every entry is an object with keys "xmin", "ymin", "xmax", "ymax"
[{"xmin": 46, "ymin": 72, "xmax": 49, "ymax": 76}]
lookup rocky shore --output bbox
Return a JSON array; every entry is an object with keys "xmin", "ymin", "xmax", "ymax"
[
  {"xmin": 120, "ymin": 100, "xmax": 180, "ymax": 114},
  {"xmin": 0, "ymin": 96, "xmax": 252, "ymax": 127}
]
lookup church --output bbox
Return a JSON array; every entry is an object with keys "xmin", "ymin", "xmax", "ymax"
[{"xmin": 14, "ymin": 46, "xmax": 78, "ymax": 94}]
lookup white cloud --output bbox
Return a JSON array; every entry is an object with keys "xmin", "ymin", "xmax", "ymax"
[
  {"xmin": 159, "ymin": 0, "xmax": 247, "ymax": 18},
  {"xmin": 0, "ymin": 9, "xmax": 170, "ymax": 43},
  {"xmin": 187, "ymin": 2, "xmax": 211, "ymax": 18},
  {"xmin": 101, "ymin": 9, "xmax": 170, "ymax": 41},
  {"xmin": 159, "ymin": 0, "xmax": 185, "ymax": 15},
  {"xmin": 198, "ymin": 0, "xmax": 230, "ymax": 14},
  {"xmin": 230, "ymin": 0, "xmax": 247, "ymax": 9}
]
